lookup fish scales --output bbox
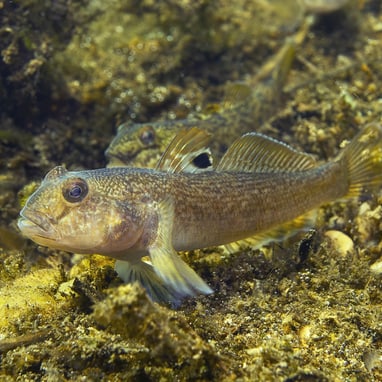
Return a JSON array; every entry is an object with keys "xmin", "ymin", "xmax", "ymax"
[{"xmin": 169, "ymin": 166, "xmax": 345, "ymax": 249}]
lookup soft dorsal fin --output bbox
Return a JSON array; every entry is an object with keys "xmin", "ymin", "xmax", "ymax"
[
  {"xmin": 156, "ymin": 127, "xmax": 213, "ymax": 173},
  {"xmin": 216, "ymin": 132, "xmax": 316, "ymax": 173}
]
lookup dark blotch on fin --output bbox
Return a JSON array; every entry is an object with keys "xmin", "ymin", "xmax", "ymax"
[
  {"xmin": 193, "ymin": 152, "xmax": 213, "ymax": 169},
  {"xmin": 156, "ymin": 127, "xmax": 213, "ymax": 173}
]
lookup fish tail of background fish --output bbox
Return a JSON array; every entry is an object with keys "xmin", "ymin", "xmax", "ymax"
[
  {"xmin": 336, "ymin": 122, "xmax": 382, "ymax": 199},
  {"xmin": 232, "ymin": 18, "xmax": 312, "ymax": 131}
]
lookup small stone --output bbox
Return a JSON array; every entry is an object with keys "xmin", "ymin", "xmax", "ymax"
[
  {"xmin": 370, "ymin": 258, "xmax": 382, "ymax": 274},
  {"xmin": 303, "ymin": 0, "xmax": 350, "ymax": 14},
  {"xmin": 324, "ymin": 230, "xmax": 354, "ymax": 257},
  {"xmin": 299, "ymin": 325, "xmax": 312, "ymax": 346}
]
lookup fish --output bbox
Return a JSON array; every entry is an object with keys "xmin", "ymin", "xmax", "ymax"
[
  {"xmin": 17, "ymin": 123, "xmax": 382, "ymax": 304},
  {"xmin": 105, "ymin": 26, "xmax": 307, "ymax": 169}
]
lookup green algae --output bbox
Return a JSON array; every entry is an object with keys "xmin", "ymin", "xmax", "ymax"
[{"xmin": 1, "ymin": 0, "xmax": 382, "ymax": 380}]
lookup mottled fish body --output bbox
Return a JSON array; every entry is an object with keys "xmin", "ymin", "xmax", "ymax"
[{"xmin": 18, "ymin": 124, "xmax": 382, "ymax": 303}]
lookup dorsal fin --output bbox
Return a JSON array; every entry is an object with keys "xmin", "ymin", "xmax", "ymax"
[
  {"xmin": 156, "ymin": 127, "xmax": 213, "ymax": 173},
  {"xmin": 216, "ymin": 132, "xmax": 316, "ymax": 173}
]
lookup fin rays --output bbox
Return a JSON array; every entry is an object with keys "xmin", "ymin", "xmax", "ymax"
[
  {"xmin": 156, "ymin": 127, "xmax": 213, "ymax": 173},
  {"xmin": 339, "ymin": 123, "xmax": 382, "ymax": 197},
  {"xmin": 115, "ymin": 259, "xmax": 181, "ymax": 303},
  {"xmin": 217, "ymin": 132, "xmax": 316, "ymax": 173},
  {"xmin": 146, "ymin": 197, "xmax": 212, "ymax": 303}
]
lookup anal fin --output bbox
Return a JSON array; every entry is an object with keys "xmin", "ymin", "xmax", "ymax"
[{"xmin": 223, "ymin": 209, "xmax": 317, "ymax": 254}]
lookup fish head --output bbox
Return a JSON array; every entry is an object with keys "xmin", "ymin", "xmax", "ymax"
[
  {"xmin": 105, "ymin": 121, "xmax": 179, "ymax": 168},
  {"xmin": 18, "ymin": 166, "xmax": 145, "ymax": 255},
  {"xmin": 106, "ymin": 122, "xmax": 157, "ymax": 166}
]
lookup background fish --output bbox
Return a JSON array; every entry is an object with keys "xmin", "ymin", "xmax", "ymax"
[
  {"xmin": 105, "ymin": 27, "xmax": 306, "ymax": 168},
  {"xmin": 18, "ymin": 123, "xmax": 382, "ymax": 304}
]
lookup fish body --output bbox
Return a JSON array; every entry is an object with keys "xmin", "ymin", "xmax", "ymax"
[
  {"xmin": 105, "ymin": 37, "xmax": 297, "ymax": 168},
  {"xmin": 18, "ymin": 124, "xmax": 382, "ymax": 303}
]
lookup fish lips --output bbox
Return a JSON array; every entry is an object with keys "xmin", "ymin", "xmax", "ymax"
[{"xmin": 17, "ymin": 210, "xmax": 59, "ymax": 242}]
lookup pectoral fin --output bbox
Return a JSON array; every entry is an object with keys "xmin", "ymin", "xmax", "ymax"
[
  {"xmin": 222, "ymin": 82, "xmax": 253, "ymax": 109},
  {"xmin": 148, "ymin": 198, "xmax": 213, "ymax": 300}
]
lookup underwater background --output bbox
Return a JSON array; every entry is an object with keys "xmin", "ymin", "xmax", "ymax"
[{"xmin": 1, "ymin": 0, "xmax": 382, "ymax": 380}]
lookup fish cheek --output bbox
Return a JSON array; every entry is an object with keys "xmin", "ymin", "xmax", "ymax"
[
  {"xmin": 107, "ymin": 133, "xmax": 141, "ymax": 163},
  {"xmin": 101, "ymin": 205, "xmax": 145, "ymax": 253}
]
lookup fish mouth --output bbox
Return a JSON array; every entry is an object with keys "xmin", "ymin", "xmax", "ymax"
[
  {"xmin": 17, "ymin": 210, "xmax": 59, "ymax": 241},
  {"xmin": 105, "ymin": 144, "xmax": 140, "ymax": 166}
]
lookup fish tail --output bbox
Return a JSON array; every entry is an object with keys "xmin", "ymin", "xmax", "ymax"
[{"xmin": 339, "ymin": 122, "xmax": 382, "ymax": 198}]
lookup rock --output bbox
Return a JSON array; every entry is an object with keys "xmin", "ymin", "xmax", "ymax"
[{"xmin": 324, "ymin": 230, "xmax": 354, "ymax": 257}]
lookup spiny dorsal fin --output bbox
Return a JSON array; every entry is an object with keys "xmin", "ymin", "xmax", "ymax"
[
  {"xmin": 156, "ymin": 127, "xmax": 213, "ymax": 173},
  {"xmin": 216, "ymin": 132, "xmax": 316, "ymax": 173}
]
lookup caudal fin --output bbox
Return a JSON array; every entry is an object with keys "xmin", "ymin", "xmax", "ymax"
[{"xmin": 339, "ymin": 122, "xmax": 382, "ymax": 198}]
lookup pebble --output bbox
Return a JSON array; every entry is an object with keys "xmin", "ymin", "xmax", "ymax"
[
  {"xmin": 303, "ymin": 0, "xmax": 350, "ymax": 14},
  {"xmin": 324, "ymin": 230, "xmax": 354, "ymax": 256},
  {"xmin": 370, "ymin": 258, "xmax": 382, "ymax": 274}
]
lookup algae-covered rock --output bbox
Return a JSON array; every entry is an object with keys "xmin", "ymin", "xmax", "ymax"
[
  {"xmin": 0, "ymin": 267, "xmax": 64, "ymax": 334},
  {"xmin": 48, "ymin": 0, "xmax": 305, "ymax": 128},
  {"xmin": 93, "ymin": 283, "xmax": 226, "ymax": 380}
]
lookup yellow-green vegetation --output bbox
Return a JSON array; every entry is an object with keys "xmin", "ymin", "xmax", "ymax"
[
  {"xmin": 0, "ymin": 268, "xmax": 63, "ymax": 334},
  {"xmin": 93, "ymin": 284, "xmax": 225, "ymax": 380},
  {"xmin": 1, "ymin": 0, "xmax": 382, "ymax": 380},
  {"xmin": 46, "ymin": 0, "xmax": 307, "ymax": 141}
]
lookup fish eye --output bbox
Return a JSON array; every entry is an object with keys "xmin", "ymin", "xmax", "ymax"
[
  {"xmin": 139, "ymin": 125, "xmax": 155, "ymax": 146},
  {"xmin": 63, "ymin": 178, "xmax": 88, "ymax": 203}
]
